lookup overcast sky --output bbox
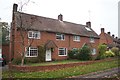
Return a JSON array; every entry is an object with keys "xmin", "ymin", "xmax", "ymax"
[{"xmin": 0, "ymin": 0, "xmax": 119, "ymax": 37}]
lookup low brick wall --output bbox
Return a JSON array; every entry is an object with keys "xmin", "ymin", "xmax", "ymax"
[{"xmin": 8, "ymin": 58, "xmax": 114, "ymax": 72}]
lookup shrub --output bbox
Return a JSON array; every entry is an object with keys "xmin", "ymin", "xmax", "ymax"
[
  {"xmin": 68, "ymin": 49, "xmax": 79, "ymax": 59},
  {"xmin": 105, "ymin": 50, "xmax": 115, "ymax": 57},
  {"xmin": 111, "ymin": 47, "xmax": 119, "ymax": 56},
  {"xmin": 12, "ymin": 58, "xmax": 27, "ymax": 65},
  {"xmin": 77, "ymin": 45, "xmax": 92, "ymax": 61},
  {"xmin": 38, "ymin": 46, "xmax": 46, "ymax": 62},
  {"xmin": 97, "ymin": 44, "xmax": 107, "ymax": 60}
]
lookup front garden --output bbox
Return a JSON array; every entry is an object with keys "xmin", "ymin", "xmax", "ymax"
[
  {"xmin": 2, "ymin": 44, "xmax": 120, "ymax": 78},
  {"xmin": 3, "ymin": 58, "xmax": 119, "ymax": 78}
]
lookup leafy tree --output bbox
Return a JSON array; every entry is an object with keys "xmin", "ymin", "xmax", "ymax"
[
  {"xmin": 97, "ymin": 44, "xmax": 107, "ymax": 59},
  {"xmin": 0, "ymin": 22, "xmax": 9, "ymax": 44}
]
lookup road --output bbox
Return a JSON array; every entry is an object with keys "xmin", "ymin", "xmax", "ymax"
[{"xmin": 73, "ymin": 67, "xmax": 120, "ymax": 78}]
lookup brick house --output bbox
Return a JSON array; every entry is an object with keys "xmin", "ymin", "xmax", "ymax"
[
  {"xmin": 10, "ymin": 4, "xmax": 100, "ymax": 61},
  {"xmin": 99, "ymin": 28, "xmax": 120, "ymax": 49}
]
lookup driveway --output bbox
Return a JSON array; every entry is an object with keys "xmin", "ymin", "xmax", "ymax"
[{"xmin": 73, "ymin": 67, "xmax": 120, "ymax": 78}]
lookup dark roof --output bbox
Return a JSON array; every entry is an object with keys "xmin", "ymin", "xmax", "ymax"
[{"xmin": 15, "ymin": 12, "xmax": 99, "ymax": 38}]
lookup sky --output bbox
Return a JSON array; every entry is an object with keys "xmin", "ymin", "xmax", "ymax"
[{"xmin": 0, "ymin": 0, "xmax": 119, "ymax": 37}]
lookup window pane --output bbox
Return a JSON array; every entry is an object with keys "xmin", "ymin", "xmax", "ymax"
[
  {"xmin": 28, "ymin": 31, "xmax": 33, "ymax": 38},
  {"xmin": 59, "ymin": 48, "xmax": 67, "ymax": 56},
  {"xmin": 27, "ymin": 47, "xmax": 38, "ymax": 57}
]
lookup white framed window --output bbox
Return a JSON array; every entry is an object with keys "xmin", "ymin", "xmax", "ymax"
[
  {"xmin": 91, "ymin": 48, "xmax": 96, "ymax": 55},
  {"xmin": 28, "ymin": 31, "xmax": 40, "ymax": 39},
  {"xmin": 26, "ymin": 47, "xmax": 38, "ymax": 57},
  {"xmin": 73, "ymin": 35, "xmax": 80, "ymax": 42},
  {"xmin": 58, "ymin": 48, "xmax": 67, "ymax": 56},
  {"xmin": 56, "ymin": 33, "xmax": 65, "ymax": 40},
  {"xmin": 90, "ymin": 37, "xmax": 95, "ymax": 43}
]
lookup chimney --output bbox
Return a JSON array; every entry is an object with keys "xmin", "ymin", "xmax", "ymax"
[
  {"xmin": 58, "ymin": 14, "xmax": 63, "ymax": 21},
  {"xmin": 86, "ymin": 21, "xmax": 91, "ymax": 27},
  {"xmin": 112, "ymin": 34, "xmax": 115, "ymax": 38},
  {"xmin": 101, "ymin": 28, "xmax": 105, "ymax": 33},
  {"xmin": 107, "ymin": 32, "xmax": 111, "ymax": 35},
  {"xmin": 13, "ymin": 3, "xmax": 18, "ymax": 12}
]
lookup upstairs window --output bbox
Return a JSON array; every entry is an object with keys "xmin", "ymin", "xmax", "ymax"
[
  {"xmin": 56, "ymin": 33, "xmax": 65, "ymax": 40},
  {"xmin": 26, "ymin": 47, "xmax": 38, "ymax": 57},
  {"xmin": 28, "ymin": 31, "xmax": 40, "ymax": 39},
  {"xmin": 90, "ymin": 37, "xmax": 95, "ymax": 43},
  {"xmin": 73, "ymin": 35, "xmax": 80, "ymax": 42}
]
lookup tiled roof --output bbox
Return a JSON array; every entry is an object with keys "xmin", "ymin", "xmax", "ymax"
[{"xmin": 15, "ymin": 12, "xmax": 99, "ymax": 38}]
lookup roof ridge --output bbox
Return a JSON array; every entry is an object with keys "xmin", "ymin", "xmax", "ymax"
[{"xmin": 17, "ymin": 11, "xmax": 85, "ymax": 26}]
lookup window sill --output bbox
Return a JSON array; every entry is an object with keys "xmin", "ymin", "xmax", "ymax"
[
  {"xmin": 25, "ymin": 56, "xmax": 38, "ymax": 57},
  {"xmin": 58, "ymin": 55, "xmax": 67, "ymax": 56},
  {"xmin": 73, "ymin": 40, "xmax": 80, "ymax": 42}
]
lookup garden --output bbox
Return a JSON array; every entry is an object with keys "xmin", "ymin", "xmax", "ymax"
[{"xmin": 2, "ymin": 44, "xmax": 120, "ymax": 78}]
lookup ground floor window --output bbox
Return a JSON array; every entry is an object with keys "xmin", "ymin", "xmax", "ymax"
[
  {"xmin": 26, "ymin": 47, "xmax": 38, "ymax": 57},
  {"xmin": 58, "ymin": 48, "xmax": 67, "ymax": 56},
  {"xmin": 91, "ymin": 48, "xmax": 96, "ymax": 55}
]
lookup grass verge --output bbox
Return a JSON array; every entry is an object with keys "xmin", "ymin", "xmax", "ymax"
[{"xmin": 2, "ymin": 59, "xmax": 119, "ymax": 78}]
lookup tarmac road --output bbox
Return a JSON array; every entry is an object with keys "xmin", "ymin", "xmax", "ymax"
[{"xmin": 73, "ymin": 67, "xmax": 120, "ymax": 78}]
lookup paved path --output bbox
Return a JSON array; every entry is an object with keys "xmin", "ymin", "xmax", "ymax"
[{"xmin": 73, "ymin": 67, "xmax": 120, "ymax": 78}]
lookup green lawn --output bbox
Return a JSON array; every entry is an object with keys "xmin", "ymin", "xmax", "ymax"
[
  {"xmin": 2, "ymin": 59, "xmax": 119, "ymax": 78},
  {"xmin": 27, "ymin": 59, "xmax": 85, "ymax": 66}
]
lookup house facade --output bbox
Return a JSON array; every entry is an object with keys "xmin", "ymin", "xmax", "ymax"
[
  {"xmin": 10, "ymin": 4, "xmax": 100, "ymax": 61},
  {"xmin": 99, "ymin": 28, "xmax": 120, "ymax": 49}
]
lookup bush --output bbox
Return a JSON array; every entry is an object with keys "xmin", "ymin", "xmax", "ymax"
[
  {"xmin": 68, "ymin": 49, "xmax": 79, "ymax": 59},
  {"xmin": 111, "ymin": 47, "xmax": 119, "ymax": 56},
  {"xmin": 12, "ymin": 58, "xmax": 27, "ymax": 65},
  {"xmin": 97, "ymin": 44, "xmax": 107, "ymax": 60},
  {"xmin": 38, "ymin": 46, "xmax": 46, "ymax": 62},
  {"xmin": 105, "ymin": 50, "xmax": 115, "ymax": 57},
  {"xmin": 77, "ymin": 45, "xmax": 92, "ymax": 61}
]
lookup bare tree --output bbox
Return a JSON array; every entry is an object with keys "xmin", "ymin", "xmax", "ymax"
[{"xmin": 13, "ymin": 0, "xmax": 38, "ymax": 66}]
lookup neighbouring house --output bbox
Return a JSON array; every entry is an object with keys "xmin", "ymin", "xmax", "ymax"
[
  {"xmin": 10, "ymin": 4, "xmax": 100, "ymax": 62},
  {"xmin": 99, "ymin": 28, "xmax": 120, "ymax": 49}
]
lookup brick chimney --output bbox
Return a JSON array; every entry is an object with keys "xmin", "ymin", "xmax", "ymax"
[
  {"xmin": 107, "ymin": 32, "xmax": 111, "ymax": 35},
  {"xmin": 13, "ymin": 3, "xmax": 18, "ymax": 12},
  {"xmin": 58, "ymin": 14, "xmax": 63, "ymax": 21},
  {"xmin": 86, "ymin": 21, "xmax": 91, "ymax": 27},
  {"xmin": 101, "ymin": 28, "xmax": 105, "ymax": 33},
  {"xmin": 112, "ymin": 34, "xmax": 114, "ymax": 38}
]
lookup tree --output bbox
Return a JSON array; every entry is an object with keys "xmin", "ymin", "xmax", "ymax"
[
  {"xmin": 12, "ymin": 0, "xmax": 38, "ymax": 66},
  {"xmin": 0, "ymin": 22, "xmax": 9, "ymax": 44}
]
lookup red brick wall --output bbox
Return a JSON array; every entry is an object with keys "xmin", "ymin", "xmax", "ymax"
[
  {"xmin": 2, "ymin": 44, "xmax": 9, "ymax": 62},
  {"xmin": 13, "ymin": 29, "xmax": 99, "ymax": 60},
  {"xmin": 99, "ymin": 33, "xmax": 113, "ymax": 45},
  {"xmin": 9, "ymin": 58, "xmax": 114, "ymax": 72}
]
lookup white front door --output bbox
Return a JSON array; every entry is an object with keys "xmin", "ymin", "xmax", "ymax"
[{"xmin": 46, "ymin": 49, "xmax": 51, "ymax": 61}]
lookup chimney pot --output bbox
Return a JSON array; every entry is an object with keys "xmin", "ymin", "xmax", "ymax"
[
  {"xmin": 107, "ymin": 32, "xmax": 111, "ymax": 35},
  {"xmin": 58, "ymin": 14, "xmax": 63, "ymax": 21},
  {"xmin": 101, "ymin": 28, "xmax": 104, "ymax": 33},
  {"xmin": 13, "ymin": 3, "xmax": 18, "ymax": 12},
  {"xmin": 112, "ymin": 34, "xmax": 115, "ymax": 38},
  {"xmin": 86, "ymin": 22, "xmax": 91, "ymax": 27}
]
